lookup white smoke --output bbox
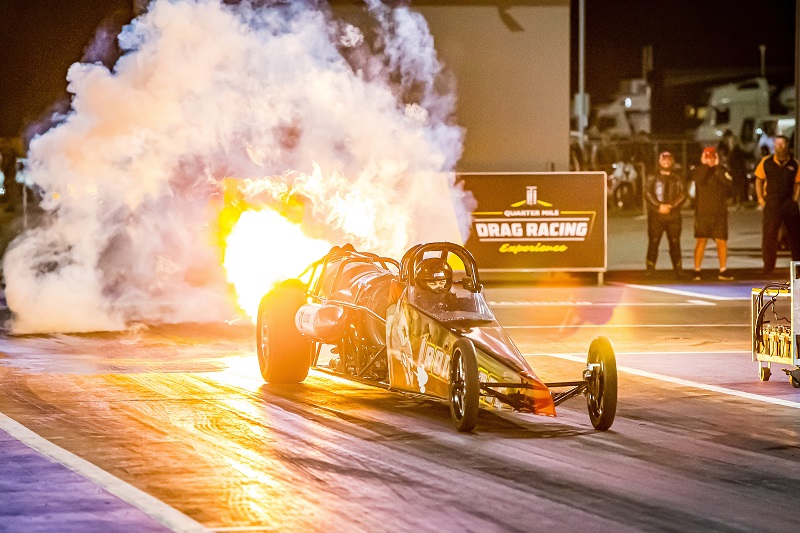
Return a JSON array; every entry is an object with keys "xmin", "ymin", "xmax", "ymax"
[{"xmin": 3, "ymin": 0, "xmax": 470, "ymax": 334}]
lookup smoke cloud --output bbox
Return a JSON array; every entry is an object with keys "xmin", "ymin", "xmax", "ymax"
[{"xmin": 3, "ymin": 0, "xmax": 470, "ymax": 334}]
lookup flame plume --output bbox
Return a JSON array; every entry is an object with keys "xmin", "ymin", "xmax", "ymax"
[{"xmin": 3, "ymin": 0, "xmax": 470, "ymax": 334}]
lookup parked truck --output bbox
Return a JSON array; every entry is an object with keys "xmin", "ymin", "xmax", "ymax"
[
  {"xmin": 590, "ymin": 78, "xmax": 651, "ymax": 139},
  {"xmin": 694, "ymin": 77, "xmax": 795, "ymax": 154}
]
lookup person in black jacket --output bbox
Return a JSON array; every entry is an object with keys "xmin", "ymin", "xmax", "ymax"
[
  {"xmin": 691, "ymin": 146, "xmax": 734, "ymax": 281},
  {"xmin": 754, "ymin": 134, "xmax": 800, "ymax": 273},
  {"xmin": 644, "ymin": 151, "xmax": 687, "ymax": 278}
]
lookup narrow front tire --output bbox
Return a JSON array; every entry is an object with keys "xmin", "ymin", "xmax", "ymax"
[
  {"xmin": 586, "ymin": 336, "xmax": 618, "ymax": 431},
  {"xmin": 449, "ymin": 339, "xmax": 480, "ymax": 432}
]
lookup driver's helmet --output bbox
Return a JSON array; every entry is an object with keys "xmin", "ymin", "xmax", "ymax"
[{"xmin": 415, "ymin": 257, "xmax": 453, "ymax": 294}]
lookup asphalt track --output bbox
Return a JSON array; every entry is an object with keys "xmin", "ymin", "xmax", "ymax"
[{"xmin": 1, "ymin": 279, "xmax": 799, "ymax": 532}]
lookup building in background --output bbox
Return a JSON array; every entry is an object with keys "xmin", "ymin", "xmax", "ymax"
[
  {"xmin": 124, "ymin": 0, "xmax": 569, "ymax": 173},
  {"xmin": 411, "ymin": 1, "xmax": 570, "ymax": 172}
]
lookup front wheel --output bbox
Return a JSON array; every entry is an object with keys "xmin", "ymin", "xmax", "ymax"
[
  {"xmin": 256, "ymin": 279, "xmax": 310, "ymax": 384},
  {"xmin": 585, "ymin": 336, "xmax": 618, "ymax": 431},
  {"xmin": 449, "ymin": 339, "xmax": 480, "ymax": 432}
]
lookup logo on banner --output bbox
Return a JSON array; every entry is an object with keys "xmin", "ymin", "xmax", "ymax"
[{"xmin": 472, "ymin": 185, "xmax": 597, "ymax": 254}]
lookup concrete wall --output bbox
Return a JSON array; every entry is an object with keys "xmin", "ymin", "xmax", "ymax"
[{"xmin": 415, "ymin": 2, "xmax": 570, "ymax": 172}]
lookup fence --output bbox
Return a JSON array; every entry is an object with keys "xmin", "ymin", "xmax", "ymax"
[{"xmin": 572, "ymin": 137, "xmax": 706, "ymax": 212}]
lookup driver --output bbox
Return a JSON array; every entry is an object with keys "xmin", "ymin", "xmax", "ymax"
[
  {"xmin": 414, "ymin": 257, "xmax": 456, "ymax": 312},
  {"xmin": 415, "ymin": 258, "xmax": 453, "ymax": 296}
]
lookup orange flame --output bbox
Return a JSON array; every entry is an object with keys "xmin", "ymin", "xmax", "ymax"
[
  {"xmin": 223, "ymin": 208, "xmax": 331, "ymax": 321},
  {"xmin": 221, "ymin": 162, "xmax": 414, "ymax": 321}
]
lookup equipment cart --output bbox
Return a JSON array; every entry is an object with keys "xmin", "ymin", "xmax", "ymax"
[{"xmin": 751, "ymin": 261, "xmax": 800, "ymax": 386}]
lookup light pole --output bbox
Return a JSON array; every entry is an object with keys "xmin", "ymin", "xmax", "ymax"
[
  {"xmin": 796, "ymin": 5, "xmax": 799, "ymax": 157},
  {"xmin": 578, "ymin": 0, "xmax": 585, "ymax": 152}
]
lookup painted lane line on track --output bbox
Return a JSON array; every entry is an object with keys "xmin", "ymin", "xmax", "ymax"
[
  {"xmin": 489, "ymin": 301, "xmax": 717, "ymax": 307},
  {"xmin": 613, "ymin": 350, "xmax": 750, "ymax": 356},
  {"xmin": 531, "ymin": 353, "xmax": 800, "ymax": 410},
  {"xmin": 505, "ymin": 323, "xmax": 747, "ymax": 329},
  {"xmin": 686, "ymin": 299, "xmax": 716, "ymax": 306},
  {"xmin": 0, "ymin": 412, "xmax": 208, "ymax": 533},
  {"xmin": 211, "ymin": 526, "xmax": 277, "ymax": 533},
  {"xmin": 614, "ymin": 282, "xmax": 750, "ymax": 301}
]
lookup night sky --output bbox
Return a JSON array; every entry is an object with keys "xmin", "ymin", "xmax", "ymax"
[
  {"xmin": 574, "ymin": 0, "xmax": 795, "ymax": 98},
  {"xmin": 0, "ymin": 0, "xmax": 796, "ymax": 139},
  {"xmin": 0, "ymin": 0, "xmax": 133, "ymax": 139},
  {"xmin": 573, "ymin": 0, "xmax": 797, "ymax": 132}
]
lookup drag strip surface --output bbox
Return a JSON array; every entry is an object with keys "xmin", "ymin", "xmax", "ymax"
[{"xmin": 1, "ymin": 283, "xmax": 798, "ymax": 532}]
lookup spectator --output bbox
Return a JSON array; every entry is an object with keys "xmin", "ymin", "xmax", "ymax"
[
  {"xmin": 632, "ymin": 130, "xmax": 654, "ymax": 174},
  {"xmin": 590, "ymin": 132, "xmax": 620, "ymax": 170},
  {"xmin": 754, "ymin": 135, "xmax": 800, "ymax": 274},
  {"xmin": 690, "ymin": 146, "xmax": 734, "ymax": 281},
  {"xmin": 726, "ymin": 133, "xmax": 749, "ymax": 207},
  {"xmin": 644, "ymin": 151, "xmax": 686, "ymax": 278},
  {"xmin": 716, "ymin": 129, "xmax": 732, "ymax": 164},
  {"xmin": 569, "ymin": 140, "xmax": 585, "ymax": 171},
  {"xmin": 718, "ymin": 130, "xmax": 748, "ymax": 207},
  {"xmin": 757, "ymin": 121, "xmax": 776, "ymax": 159}
]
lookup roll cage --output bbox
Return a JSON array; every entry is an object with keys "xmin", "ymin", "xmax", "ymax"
[
  {"xmin": 301, "ymin": 244, "xmax": 400, "ymax": 302},
  {"xmin": 400, "ymin": 242, "xmax": 483, "ymax": 293}
]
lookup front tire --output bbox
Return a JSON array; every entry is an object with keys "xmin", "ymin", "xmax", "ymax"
[
  {"xmin": 256, "ymin": 279, "xmax": 310, "ymax": 384},
  {"xmin": 449, "ymin": 339, "xmax": 480, "ymax": 432},
  {"xmin": 586, "ymin": 336, "xmax": 618, "ymax": 431}
]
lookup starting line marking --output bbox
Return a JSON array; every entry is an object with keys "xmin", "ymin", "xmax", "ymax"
[
  {"xmin": 533, "ymin": 352, "xmax": 800, "ymax": 410},
  {"xmin": 0, "ymin": 412, "xmax": 208, "ymax": 533}
]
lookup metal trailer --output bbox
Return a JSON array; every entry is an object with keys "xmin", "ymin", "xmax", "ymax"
[{"xmin": 751, "ymin": 261, "xmax": 800, "ymax": 386}]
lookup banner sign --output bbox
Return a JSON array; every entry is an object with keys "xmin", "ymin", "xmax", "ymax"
[{"xmin": 458, "ymin": 172, "xmax": 607, "ymax": 271}]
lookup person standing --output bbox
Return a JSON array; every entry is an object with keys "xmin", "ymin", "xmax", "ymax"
[
  {"xmin": 644, "ymin": 151, "xmax": 686, "ymax": 278},
  {"xmin": 691, "ymin": 146, "xmax": 734, "ymax": 281},
  {"xmin": 716, "ymin": 129, "xmax": 732, "ymax": 164},
  {"xmin": 754, "ymin": 134, "xmax": 800, "ymax": 274},
  {"xmin": 727, "ymin": 134, "xmax": 749, "ymax": 207},
  {"xmin": 757, "ymin": 121, "xmax": 777, "ymax": 159},
  {"xmin": 717, "ymin": 130, "xmax": 749, "ymax": 207}
]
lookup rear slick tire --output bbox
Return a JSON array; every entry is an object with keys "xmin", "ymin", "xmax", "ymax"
[
  {"xmin": 586, "ymin": 336, "xmax": 618, "ymax": 431},
  {"xmin": 449, "ymin": 338, "xmax": 480, "ymax": 432},
  {"xmin": 256, "ymin": 279, "xmax": 310, "ymax": 384}
]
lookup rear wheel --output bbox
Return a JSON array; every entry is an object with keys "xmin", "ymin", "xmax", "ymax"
[
  {"xmin": 449, "ymin": 339, "xmax": 480, "ymax": 432},
  {"xmin": 586, "ymin": 336, "xmax": 618, "ymax": 431},
  {"xmin": 256, "ymin": 279, "xmax": 310, "ymax": 384}
]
